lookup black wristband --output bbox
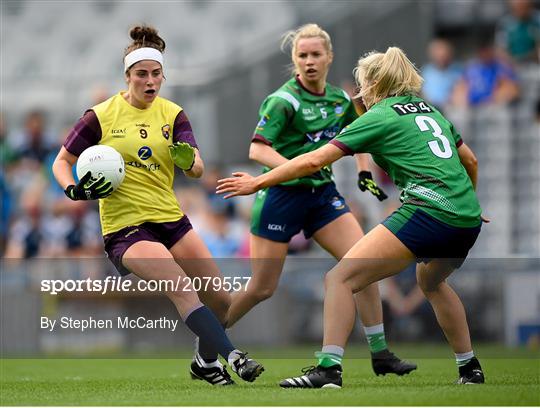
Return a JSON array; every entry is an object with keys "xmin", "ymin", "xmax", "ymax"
[
  {"xmin": 185, "ymin": 156, "xmax": 195, "ymax": 171},
  {"xmin": 64, "ymin": 185, "xmax": 78, "ymax": 201},
  {"xmin": 358, "ymin": 170, "xmax": 373, "ymax": 178}
]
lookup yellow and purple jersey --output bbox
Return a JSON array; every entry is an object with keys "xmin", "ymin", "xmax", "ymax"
[{"xmin": 64, "ymin": 92, "xmax": 198, "ymax": 235}]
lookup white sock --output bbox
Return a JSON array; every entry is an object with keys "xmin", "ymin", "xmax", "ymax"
[
  {"xmin": 363, "ymin": 323, "xmax": 385, "ymax": 336},
  {"xmin": 321, "ymin": 345, "xmax": 344, "ymax": 357},
  {"xmin": 455, "ymin": 351, "xmax": 474, "ymax": 367},
  {"xmin": 227, "ymin": 349, "xmax": 242, "ymax": 367},
  {"xmin": 195, "ymin": 353, "xmax": 221, "ymax": 368}
]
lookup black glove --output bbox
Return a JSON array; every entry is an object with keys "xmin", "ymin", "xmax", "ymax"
[
  {"xmin": 64, "ymin": 171, "xmax": 113, "ymax": 201},
  {"xmin": 357, "ymin": 171, "xmax": 388, "ymax": 201}
]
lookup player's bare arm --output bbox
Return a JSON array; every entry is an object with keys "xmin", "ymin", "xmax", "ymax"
[
  {"xmin": 457, "ymin": 143, "xmax": 489, "ymax": 222},
  {"xmin": 217, "ymin": 144, "xmax": 344, "ymax": 198},
  {"xmin": 249, "ymin": 140, "xmax": 289, "ymax": 169},
  {"xmin": 457, "ymin": 143, "xmax": 478, "ymax": 189},
  {"xmin": 52, "ymin": 146, "xmax": 78, "ymax": 189},
  {"xmin": 183, "ymin": 148, "xmax": 204, "ymax": 178},
  {"xmin": 354, "ymin": 153, "xmax": 370, "ymax": 171}
]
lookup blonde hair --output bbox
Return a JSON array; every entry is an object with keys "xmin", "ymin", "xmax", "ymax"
[
  {"xmin": 281, "ymin": 23, "xmax": 333, "ymax": 74},
  {"xmin": 354, "ymin": 47, "xmax": 423, "ymax": 108}
]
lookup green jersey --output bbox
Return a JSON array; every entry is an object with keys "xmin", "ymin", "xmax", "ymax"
[
  {"xmin": 331, "ymin": 95, "xmax": 482, "ymax": 228},
  {"xmin": 253, "ymin": 76, "xmax": 358, "ymax": 187}
]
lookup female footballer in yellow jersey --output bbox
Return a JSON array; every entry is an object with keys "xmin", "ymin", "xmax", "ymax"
[{"xmin": 52, "ymin": 25, "xmax": 263, "ymax": 385}]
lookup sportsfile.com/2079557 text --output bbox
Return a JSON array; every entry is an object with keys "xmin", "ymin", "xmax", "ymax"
[{"xmin": 40, "ymin": 276, "xmax": 252, "ymax": 295}]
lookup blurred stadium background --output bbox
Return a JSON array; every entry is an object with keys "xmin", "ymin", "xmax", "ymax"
[{"xmin": 1, "ymin": 0, "xmax": 539, "ymax": 356}]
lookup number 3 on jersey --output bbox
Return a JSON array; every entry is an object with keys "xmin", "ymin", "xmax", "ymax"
[{"xmin": 415, "ymin": 115, "xmax": 453, "ymax": 159}]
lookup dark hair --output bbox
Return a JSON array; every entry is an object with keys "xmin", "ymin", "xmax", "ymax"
[{"xmin": 124, "ymin": 24, "xmax": 166, "ymax": 58}]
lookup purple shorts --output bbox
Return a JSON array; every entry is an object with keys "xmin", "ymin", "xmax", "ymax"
[{"xmin": 103, "ymin": 216, "xmax": 193, "ymax": 276}]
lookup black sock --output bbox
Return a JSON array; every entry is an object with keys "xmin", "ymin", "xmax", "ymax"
[
  {"xmin": 185, "ymin": 305, "xmax": 235, "ymax": 361},
  {"xmin": 197, "ymin": 335, "xmax": 220, "ymax": 362}
]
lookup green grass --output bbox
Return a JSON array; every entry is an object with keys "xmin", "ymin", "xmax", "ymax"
[{"xmin": 1, "ymin": 346, "xmax": 539, "ymax": 406}]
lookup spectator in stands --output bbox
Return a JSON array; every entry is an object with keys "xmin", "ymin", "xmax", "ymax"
[
  {"xmin": 5, "ymin": 181, "xmax": 47, "ymax": 259},
  {"xmin": 0, "ymin": 112, "xmax": 16, "ymax": 168},
  {"xmin": 452, "ymin": 35, "xmax": 520, "ymax": 107},
  {"xmin": 0, "ymin": 112, "xmax": 15, "ymax": 255},
  {"xmin": 13, "ymin": 109, "xmax": 54, "ymax": 165},
  {"xmin": 200, "ymin": 166, "xmax": 236, "ymax": 218},
  {"xmin": 41, "ymin": 200, "xmax": 102, "ymax": 258},
  {"xmin": 196, "ymin": 166, "xmax": 244, "ymax": 257},
  {"xmin": 421, "ymin": 38, "xmax": 463, "ymax": 111},
  {"xmin": 381, "ymin": 264, "xmax": 442, "ymax": 341},
  {"xmin": 0, "ymin": 174, "xmax": 12, "ymax": 256},
  {"xmin": 4, "ymin": 177, "xmax": 101, "ymax": 261},
  {"xmin": 496, "ymin": 0, "xmax": 540, "ymax": 64},
  {"xmin": 43, "ymin": 127, "xmax": 77, "ymax": 199},
  {"xmin": 199, "ymin": 194, "xmax": 243, "ymax": 257},
  {"xmin": 173, "ymin": 185, "xmax": 207, "ymax": 230}
]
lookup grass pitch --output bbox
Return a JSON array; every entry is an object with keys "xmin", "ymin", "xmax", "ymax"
[{"xmin": 1, "ymin": 345, "xmax": 538, "ymax": 406}]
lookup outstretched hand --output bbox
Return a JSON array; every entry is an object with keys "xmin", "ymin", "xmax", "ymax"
[{"xmin": 216, "ymin": 172, "xmax": 258, "ymax": 199}]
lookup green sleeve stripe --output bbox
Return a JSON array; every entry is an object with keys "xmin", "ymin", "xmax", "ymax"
[
  {"xmin": 269, "ymin": 91, "xmax": 300, "ymax": 111},
  {"xmin": 341, "ymin": 89, "xmax": 351, "ymax": 101}
]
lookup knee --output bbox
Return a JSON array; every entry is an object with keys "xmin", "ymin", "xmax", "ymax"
[
  {"xmin": 167, "ymin": 287, "xmax": 200, "ymax": 307},
  {"xmin": 210, "ymin": 292, "xmax": 231, "ymax": 318},
  {"xmin": 324, "ymin": 270, "xmax": 345, "ymax": 290},
  {"xmin": 255, "ymin": 287, "xmax": 276, "ymax": 302},
  {"xmin": 325, "ymin": 267, "xmax": 366, "ymax": 295},
  {"xmin": 195, "ymin": 287, "xmax": 231, "ymax": 319},
  {"xmin": 248, "ymin": 285, "xmax": 276, "ymax": 303},
  {"xmin": 417, "ymin": 277, "xmax": 442, "ymax": 296},
  {"xmin": 324, "ymin": 271, "xmax": 333, "ymax": 290}
]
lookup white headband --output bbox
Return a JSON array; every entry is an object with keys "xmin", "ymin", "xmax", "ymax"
[{"xmin": 124, "ymin": 47, "xmax": 164, "ymax": 73}]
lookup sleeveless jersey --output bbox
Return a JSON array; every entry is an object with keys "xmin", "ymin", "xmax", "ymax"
[
  {"xmin": 331, "ymin": 95, "xmax": 482, "ymax": 228},
  {"xmin": 253, "ymin": 76, "xmax": 358, "ymax": 187},
  {"xmin": 91, "ymin": 92, "xmax": 184, "ymax": 235}
]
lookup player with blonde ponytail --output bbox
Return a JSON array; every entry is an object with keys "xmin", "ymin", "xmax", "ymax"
[
  {"xmin": 218, "ymin": 46, "xmax": 486, "ymax": 387},
  {"xmin": 224, "ymin": 24, "xmax": 415, "ymax": 378},
  {"xmin": 354, "ymin": 47, "xmax": 423, "ymax": 108}
]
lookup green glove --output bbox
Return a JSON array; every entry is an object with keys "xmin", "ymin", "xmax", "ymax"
[{"xmin": 169, "ymin": 142, "xmax": 195, "ymax": 171}]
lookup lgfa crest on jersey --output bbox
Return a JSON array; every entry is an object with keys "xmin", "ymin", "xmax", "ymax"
[
  {"xmin": 161, "ymin": 124, "xmax": 170, "ymax": 140},
  {"xmin": 257, "ymin": 114, "xmax": 270, "ymax": 131}
]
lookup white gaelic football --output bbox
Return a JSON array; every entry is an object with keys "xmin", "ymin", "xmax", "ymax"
[{"xmin": 76, "ymin": 145, "xmax": 125, "ymax": 191}]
